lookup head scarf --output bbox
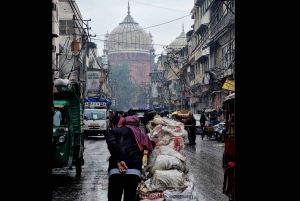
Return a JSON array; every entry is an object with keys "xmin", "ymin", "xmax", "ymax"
[{"xmin": 124, "ymin": 115, "xmax": 153, "ymax": 151}]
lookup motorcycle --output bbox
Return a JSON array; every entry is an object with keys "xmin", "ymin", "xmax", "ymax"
[{"xmin": 214, "ymin": 122, "xmax": 226, "ymax": 142}]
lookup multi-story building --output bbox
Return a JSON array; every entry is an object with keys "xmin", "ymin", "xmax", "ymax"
[
  {"xmin": 52, "ymin": 0, "xmax": 59, "ymax": 83},
  {"xmin": 155, "ymin": 0, "xmax": 235, "ymax": 114},
  {"xmin": 186, "ymin": 0, "xmax": 235, "ymax": 112},
  {"xmin": 58, "ymin": 0, "xmax": 84, "ymax": 81}
]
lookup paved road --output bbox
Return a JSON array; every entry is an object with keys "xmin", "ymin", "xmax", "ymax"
[{"xmin": 52, "ymin": 134, "xmax": 229, "ymax": 201}]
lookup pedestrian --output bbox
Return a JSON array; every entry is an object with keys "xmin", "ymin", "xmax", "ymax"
[
  {"xmin": 112, "ymin": 111, "xmax": 120, "ymax": 128},
  {"xmin": 106, "ymin": 115, "xmax": 153, "ymax": 201},
  {"xmin": 145, "ymin": 110, "xmax": 158, "ymax": 148},
  {"xmin": 184, "ymin": 112, "xmax": 196, "ymax": 145},
  {"xmin": 109, "ymin": 110, "xmax": 114, "ymax": 129},
  {"xmin": 117, "ymin": 112, "xmax": 125, "ymax": 128},
  {"xmin": 200, "ymin": 111, "xmax": 206, "ymax": 140}
]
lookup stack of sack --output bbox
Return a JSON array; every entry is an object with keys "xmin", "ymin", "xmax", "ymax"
[{"xmin": 139, "ymin": 115, "xmax": 198, "ymax": 201}]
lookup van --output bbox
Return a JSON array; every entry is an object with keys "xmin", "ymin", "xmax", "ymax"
[{"xmin": 83, "ymin": 102, "xmax": 109, "ymax": 139}]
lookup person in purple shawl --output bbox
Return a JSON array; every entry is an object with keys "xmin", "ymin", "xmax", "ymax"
[{"xmin": 106, "ymin": 115, "xmax": 153, "ymax": 201}]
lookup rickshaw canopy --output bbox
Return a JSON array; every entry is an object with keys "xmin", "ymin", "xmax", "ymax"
[{"xmin": 54, "ymin": 100, "xmax": 70, "ymax": 108}]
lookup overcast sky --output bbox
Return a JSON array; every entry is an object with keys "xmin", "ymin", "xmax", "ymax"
[{"xmin": 75, "ymin": 0, "xmax": 194, "ymax": 58}]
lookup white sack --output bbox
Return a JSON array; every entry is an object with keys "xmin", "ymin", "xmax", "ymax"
[
  {"xmin": 150, "ymin": 155, "xmax": 188, "ymax": 175},
  {"xmin": 149, "ymin": 170, "xmax": 187, "ymax": 192}
]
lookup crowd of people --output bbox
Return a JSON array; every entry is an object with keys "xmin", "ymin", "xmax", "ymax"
[{"xmin": 105, "ymin": 108, "xmax": 220, "ymax": 200}]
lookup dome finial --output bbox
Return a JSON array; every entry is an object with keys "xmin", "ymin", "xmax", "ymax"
[
  {"xmin": 182, "ymin": 23, "xmax": 184, "ymax": 32},
  {"xmin": 128, "ymin": 0, "xmax": 130, "ymax": 15}
]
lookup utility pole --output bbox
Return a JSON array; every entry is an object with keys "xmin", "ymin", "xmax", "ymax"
[{"xmin": 72, "ymin": 15, "xmax": 79, "ymax": 81}]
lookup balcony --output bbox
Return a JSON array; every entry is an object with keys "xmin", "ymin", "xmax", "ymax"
[
  {"xmin": 194, "ymin": 47, "xmax": 202, "ymax": 62},
  {"xmin": 188, "ymin": 52, "xmax": 195, "ymax": 63},
  {"xmin": 210, "ymin": 11, "xmax": 235, "ymax": 40}
]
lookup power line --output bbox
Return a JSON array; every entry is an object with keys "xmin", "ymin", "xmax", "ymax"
[
  {"xmin": 95, "ymin": 14, "xmax": 192, "ymax": 37},
  {"xmin": 129, "ymin": 0, "xmax": 191, "ymax": 13}
]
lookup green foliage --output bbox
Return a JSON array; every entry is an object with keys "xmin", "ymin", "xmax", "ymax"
[{"xmin": 110, "ymin": 62, "xmax": 141, "ymax": 110}]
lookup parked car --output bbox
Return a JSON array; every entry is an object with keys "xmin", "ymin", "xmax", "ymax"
[{"xmin": 193, "ymin": 114, "xmax": 201, "ymax": 135}]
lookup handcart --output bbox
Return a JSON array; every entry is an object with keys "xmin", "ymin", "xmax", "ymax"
[{"xmin": 202, "ymin": 123, "xmax": 216, "ymax": 140}]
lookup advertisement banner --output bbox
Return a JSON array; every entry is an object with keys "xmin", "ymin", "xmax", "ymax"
[
  {"xmin": 86, "ymin": 71, "xmax": 101, "ymax": 97},
  {"xmin": 222, "ymin": 78, "xmax": 235, "ymax": 91}
]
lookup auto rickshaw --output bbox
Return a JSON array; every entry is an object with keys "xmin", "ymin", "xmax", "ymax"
[
  {"xmin": 170, "ymin": 110, "xmax": 190, "ymax": 123},
  {"xmin": 222, "ymin": 93, "xmax": 235, "ymax": 200}
]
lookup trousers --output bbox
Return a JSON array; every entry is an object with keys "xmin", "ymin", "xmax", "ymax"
[{"xmin": 108, "ymin": 170, "xmax": 141, "ymax": 201}]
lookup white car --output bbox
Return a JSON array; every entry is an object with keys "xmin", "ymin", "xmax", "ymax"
[{"xmin": 193, "ymin": 114, "xmax": 201, "ymax": 135}]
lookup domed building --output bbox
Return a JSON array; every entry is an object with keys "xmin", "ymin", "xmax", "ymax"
[
  {"xmin": 106, "ymin": 3, "xmax": 157, "ymax": 85},
  {"xmin": 169, "ymin": 26, "xmax": 187, "ymax": 51}
]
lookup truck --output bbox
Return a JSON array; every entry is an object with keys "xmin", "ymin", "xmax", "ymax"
[
  {"xmin": 83, "ymin": 97, "xmax": 111, "ymax": 139},
  {"xmin": 52, "ymin": 78, "xmax": 84, "ymax": 175}
]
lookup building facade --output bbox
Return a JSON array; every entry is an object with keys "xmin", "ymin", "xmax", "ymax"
[
  {"xmin": 158, "ymin": 0, "xmax": 235, "ymax": 114},
  {"xmin": 106, "ymin": 3, "xmax": 157, "ymax": 86}
]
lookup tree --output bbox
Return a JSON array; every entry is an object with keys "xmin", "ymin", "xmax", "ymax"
[{"xmin": 110, "ymin": 62, "xmax": 140, "ymax": 110}]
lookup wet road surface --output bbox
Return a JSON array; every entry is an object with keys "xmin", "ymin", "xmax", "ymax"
[{"xmin": 52, "ymin": 134, "xmax": 229, "ymax": 201}]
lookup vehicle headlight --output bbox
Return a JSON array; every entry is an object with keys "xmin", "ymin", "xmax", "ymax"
[{"xmin": 58, "ymin": 135, "xmax": 66, "ymax": 143}]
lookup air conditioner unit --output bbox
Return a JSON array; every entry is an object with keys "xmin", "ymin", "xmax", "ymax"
[
  {"xmin": 52, "ymin": 45, "xmax": 56, "ymax": 52},
  {"xmin": 52, "ymin": 3, "xmax": 57, "ymax": 11}
]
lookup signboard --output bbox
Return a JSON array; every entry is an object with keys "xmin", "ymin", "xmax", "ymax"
[
  {"xmin": 222, "ymin": 78, "xmax": 235, "ymax": 91},
  {"xmin": 86, "ymin": 71, "xmax": 100, "ymax": 97}
]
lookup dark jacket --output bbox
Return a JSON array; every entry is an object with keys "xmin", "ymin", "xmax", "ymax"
[
  {"xmin": 106, "ymin": 126, "xmax": 144, "ymax": 172},
  {"xmin": 200, "ymin": 114, "xmax": 206, "ymax": 124},
  {"xmin": 184, "ymin": 117, "xmax": 196, "ymax": 127},
  {"xmin": 184, "ymin": 116, "xmax": 196, "ymax": 132},
  {"xmin": 112, "ymin": 113, "xmax": 120, "ymax": 126}
]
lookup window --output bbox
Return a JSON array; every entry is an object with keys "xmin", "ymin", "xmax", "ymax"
[
  {"xmin": 84, "ymin": 110, "xmax": 106, "ymax": 120},
  {"xmin": 222, "ymin": 43, "xmax": 233, "ymax": 68},
  {"xmin": 213, "ymin": 50, "xmax": 217, "ymax": 67},
  {"xmin": 59, "ymin": 20, "xmax": 75, "ymax": 35},
  {"xmin": 53, "ymin": 109, "xmax": 67, "ymax": 126}
]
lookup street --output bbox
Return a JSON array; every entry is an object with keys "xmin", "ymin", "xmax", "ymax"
[{"xmin": 52, "ymin": 135, "xmax": 228, "ymax": 201}]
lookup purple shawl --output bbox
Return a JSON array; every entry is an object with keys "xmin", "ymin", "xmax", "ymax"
[{"xmin": 124, "ymin": 115, "xmax": 153, "ymax": 151}]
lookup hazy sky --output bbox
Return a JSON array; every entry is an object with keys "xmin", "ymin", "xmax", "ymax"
[{"xmin": 75, "ymin": 0, "xmax": 194, "ymax": 58}]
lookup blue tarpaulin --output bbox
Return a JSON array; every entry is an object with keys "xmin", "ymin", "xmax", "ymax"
[{"xmin": 84, "ymin": 97, "xmax": 112, "ymax": 109}]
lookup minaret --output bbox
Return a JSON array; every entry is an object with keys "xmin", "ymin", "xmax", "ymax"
[
  {"xmin": 127, "ymin": 0, "xmax": 130, "ymax": 15},
  {"xmin": 149, "ymin": 31, "xmax": 156, "ymax": 71},
  {"xmin": 103, "ymin": 31, "xmax": 109, "ymax": 56}
]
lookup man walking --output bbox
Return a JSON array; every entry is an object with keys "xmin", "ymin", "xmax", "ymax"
[
  {"xmin": 200, "ymin": 111, "xmax": 206, "ymax": 140},
  {"xmin": 106, "ymin": 115, "xmax": 153, "ymax": 201},
  {"xmin": 184, "ymin": 112, "xmax": 196, "ymax": 145}
]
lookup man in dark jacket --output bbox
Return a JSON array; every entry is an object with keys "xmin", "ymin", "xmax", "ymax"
[
  {"xmin": 106, "ymin": 115, "xmax": 153, "ymax": 201},
  {"xmin": 184, "ymin": 112, "xmax": 197, "ymax": 145},
  {"xmin": 112, "ymin": 111, "xmax": 120, "ymax": 128},
  {"xmin": 200, "ymin": 111, "xmax": 206, "ymax": 140}
]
